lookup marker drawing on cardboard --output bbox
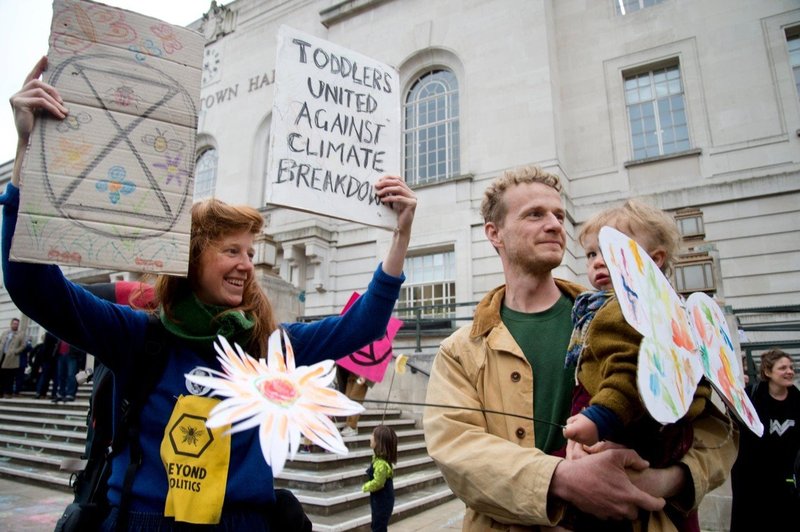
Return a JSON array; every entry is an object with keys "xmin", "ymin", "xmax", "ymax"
[
  {"xmin": 599, "ymin": 226, "xmax": 763, "ymax": 436},
  {"xmin": 266, "ymin": 26, "xmax": 400, "ymax": 229},
  {"xmin": 12, "ymin": 0, "xmax": 204, "ymax": 275}
]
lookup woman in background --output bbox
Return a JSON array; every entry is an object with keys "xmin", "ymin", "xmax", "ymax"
[{"xmin": 731, "ymin": 348, "xmax": 800, "ymax": 531}]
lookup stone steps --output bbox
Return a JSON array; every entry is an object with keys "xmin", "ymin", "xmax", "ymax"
[
  {"xmin": 0, "ymin": 387, "xmax": 453, "ymax": 530},
  {"xmin": 310, "ymin": 484, "xmax": 454, "ymax": 532}
]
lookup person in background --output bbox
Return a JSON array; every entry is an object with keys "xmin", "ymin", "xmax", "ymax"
[
  {"xmin": 731, "ymin": 348, "xmax": 800, "ymax": 531},
  {"xmin": 338, "ymin": 366, "xmax": 371, "ymax": 437},
  {"xmin": 13, "ymin": 335, "xmax": 32, "ymax": 394},
  {"xmin": 52, "ymin": 339, "xmax": 86, "ymax": 403},
  {"xmin": 362, "ymin": 425, "xmax": 398, "ymax": 532},
  {"xmin": 0, "ymin": 317, "xmax": 27, "ymax": 397},
  {"xmin": 33, "ymin": 331, "xmax": 59, "ymax": 399}
]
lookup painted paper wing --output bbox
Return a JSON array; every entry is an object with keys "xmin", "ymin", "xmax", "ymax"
[
  {"xmin": 686, "ymin": 293, "xmax": 763, "ymax": 436},
  {"xmin": 600, "ymin": 226, "xmax": 704, "ymax": 423}
]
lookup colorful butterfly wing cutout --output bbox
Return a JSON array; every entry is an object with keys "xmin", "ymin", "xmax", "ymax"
[
  {"xmin": 600, "ymin": 227, "xmax": 762, "ymax": 435},
  {"xmin": 600, "ymin": 227, "xmax": 706, "ymax": 425},
  {"xmin": 185, "ymin": 329, "xmax": 365, "ymax": 476},
  {"xmin": 686, "ymin": 293, "xmax": 763, "ymax": 436}
]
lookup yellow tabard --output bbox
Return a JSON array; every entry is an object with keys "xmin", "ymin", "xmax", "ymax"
[{"xmin": 160, "ymin": 395, "xmax": 231, "ymax": 524}]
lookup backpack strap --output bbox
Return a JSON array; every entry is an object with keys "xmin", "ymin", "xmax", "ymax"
[{"xmin": 114, "ymin": 315, "xmax": 170, "ymax": 531}]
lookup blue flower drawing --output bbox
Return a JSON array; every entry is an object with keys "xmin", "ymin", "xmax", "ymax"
[{"xmin": 96, "ymin": 166, "xmax": 136, "ymax": 204}]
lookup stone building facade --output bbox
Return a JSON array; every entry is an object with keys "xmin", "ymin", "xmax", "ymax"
[
  {"xmin": 2, "ymin": 0, "xmax": 798, "ymax": 361},
  {"xmin": 186, "ymin": 0, "xmax": 799, "ymax": 355}
]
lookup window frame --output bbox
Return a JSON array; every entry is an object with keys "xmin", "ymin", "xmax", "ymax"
[
  {"xmin": 623, "ymin": 62, "xmax": 690, "ymax": 160},
  {"xmin": 397, "ymin": 249, "xmax": 457, "ymax": 320},
  {"xmin": 674, "ymin": 209, "xmax": 705, "ymax": 239},
  {"xmin": 673, "ymin": 257, "xmax": 715, "ymax": 294},
  {"xmin": 786, "ymin": 29, "xmax": 800, "ymax": 100},
  {"xmin": 194, "ymin": 147, "xmax": 218, "ymax": 200},
  {"xmin": 614, "ymin": 0, "xmax": 665, "ymax": 16},
  {"xmin": 403, "ymin": 69, "xmax": 461, "ymax": 186}
]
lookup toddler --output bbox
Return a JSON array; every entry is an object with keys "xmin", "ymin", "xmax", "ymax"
[
  {"xmin": 362, "ymin": 424, "xmax": 397, "ymax": 532},
  {"xmin": 564, "ymin": 199, "xmax": 710, "ymax": 460}
]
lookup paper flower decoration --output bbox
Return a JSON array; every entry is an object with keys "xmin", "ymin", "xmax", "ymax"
[
  {"xmin": 185, "ymin": 329, "xmax": 365, "ymax": 475},
  {"xmin": 394, "ymin": 354, "xmax": 408, "ymax": 375}
]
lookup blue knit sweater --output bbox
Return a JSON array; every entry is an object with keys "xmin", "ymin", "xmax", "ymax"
[{"xmin": 1, "ymin": 183, "xmax": 404, "ymax": 513}]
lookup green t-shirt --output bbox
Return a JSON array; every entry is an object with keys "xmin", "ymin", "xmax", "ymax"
[{"xmin": 501, "ymin": 295, "xmax": 574, "ymax": 454}]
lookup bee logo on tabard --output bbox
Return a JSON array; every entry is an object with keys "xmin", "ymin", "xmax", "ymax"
[
  {"xmin": 180, "ymin": 425, "xmax": 205, "ymax": 446},
  {"xmin": 168, "ymin": 413, "xmax": 214, "ymax": 457}
]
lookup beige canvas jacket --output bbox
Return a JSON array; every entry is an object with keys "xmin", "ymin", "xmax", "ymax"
[
  {"xmin": 423, "ymin": 280, "xmax": 738, "ymax": 531},
  {"xmin": 0, "ymin": 317, "xmax": 28, "ymax": 370}
]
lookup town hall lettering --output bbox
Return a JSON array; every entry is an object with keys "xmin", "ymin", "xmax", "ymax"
[{"xmin": 200, "ymin": 69, "xmax": 275, "ymax": 110}]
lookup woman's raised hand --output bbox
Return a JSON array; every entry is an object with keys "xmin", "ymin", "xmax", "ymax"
[
  {"xmin": 9, "ymin": 56, "xmax": 68, "ymax": 185},
  {"xmin": 375, "ymin": 175, "xmax": 416, "ymax": 277},
  {"xmin": 10, "ymin": 57, "xmax": 68, "ymax": 140},
  {"xmin": 375, "ymin": 175, "xmax": 416, "ymax": 237}
]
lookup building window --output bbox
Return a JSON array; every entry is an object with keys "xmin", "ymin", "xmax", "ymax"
[
  {"xmin": 194, "ymin": 148, "xmax": 218, "ymax": 199},
  {"xmin": 398, "ymin": 250, "xmax": 456, "ymax": 318},
  {"xmin": 615, "ymin": 0, "xmax": 664, "ymax": 16},
  {"xmin": 674, "ymin": 260, "xmax": 714, "ymax": 293},
  {"xmin": 787, "ymin": 32, "xmax": 800, "ymax": 98},
  {"xmin": 624, "ymin": 64, "xmax": 689, "ymax": 160},
  {"xmin": 675, "ymin": 209, "xmax": 705, "ymax": 239},
  {"xmin": 403, "ymin": 70, "xmax": 460, "ymax": 186}
]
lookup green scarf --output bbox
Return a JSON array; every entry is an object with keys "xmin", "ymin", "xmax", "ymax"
[{"xmin": 161, "ymin": 292, "xmax": 255, "ymax": 358}]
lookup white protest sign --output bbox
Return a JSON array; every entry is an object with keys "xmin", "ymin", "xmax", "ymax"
[
  {"xmin": 12, "ymin": 0, "xmax": 203, "ymax": 276},
  {"xmin": 266, "ymin": 26, "xmax": 400, "ymax": 229}
]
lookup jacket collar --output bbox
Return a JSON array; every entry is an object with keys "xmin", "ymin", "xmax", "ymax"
[{"xmin": 470, "ymin": 278, "xmax": 586, "ymax": 340}]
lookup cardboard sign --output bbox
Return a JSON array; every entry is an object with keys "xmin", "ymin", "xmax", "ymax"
[
  {"xmin": 266, "ymin": 26, "xmax": 400, "ymax": 229},
  {"xmin": 12, "ymin": 0, "xmax": 203, "ymax": 275},
  {"xmin": 335, "ymin": 291, "xmax": 403, "ymax": 382}
]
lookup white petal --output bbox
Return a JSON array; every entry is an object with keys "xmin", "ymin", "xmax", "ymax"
[
  {"xmin": 281, "ymin": 329, "xmax": 296, "ymax": 371},
  {"xmin": 207, "ymin": 400, "xmax": 264, "ymax": 429},
  {"xmin": 214, "ymin": 335, "xmax": 235, "ymax": 359},
  {"xmin": 299, "ymin": 389, "xmax": 366, "ymax": 416},
  {"xmin": 287, "ymin": 425, "xmax": 301, "ymax": 461},
  {"xmin": 296, "ymin": 411, "xmax": 348, "ymax": 455},
  {"xmin": 260, "ymin": 414, "xmax": 290, "ymax": 476},
  {"xmin": 266, "ymin": 329, "xmax": 287, "ymax": 372},
  {"xmin": 295, "ymin": 361, "xmax": 336, "ymax": 388}
]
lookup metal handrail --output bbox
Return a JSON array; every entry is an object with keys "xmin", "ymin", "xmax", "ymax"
[{"xmin": 298, "ymin": 299, "xmax": 800, "ymax": 382}]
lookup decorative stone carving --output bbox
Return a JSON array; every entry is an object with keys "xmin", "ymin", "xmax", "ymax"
[{"xmin": 200, "ymin": 1, "xmax": 236, "ymax": 43}]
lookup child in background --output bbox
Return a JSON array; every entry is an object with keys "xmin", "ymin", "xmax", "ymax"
[
  {"xmin": 362, "ymin": 424, "xmax": 397, "ymax": 532},
  {"xmin": 563, "ymin": 200, "xmax": 712, "ymax": 530}
]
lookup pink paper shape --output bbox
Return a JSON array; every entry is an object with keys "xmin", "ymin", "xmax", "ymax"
[{"xmin": 335, "ymin": 292, "xmax": 403, "ymax": 382}]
